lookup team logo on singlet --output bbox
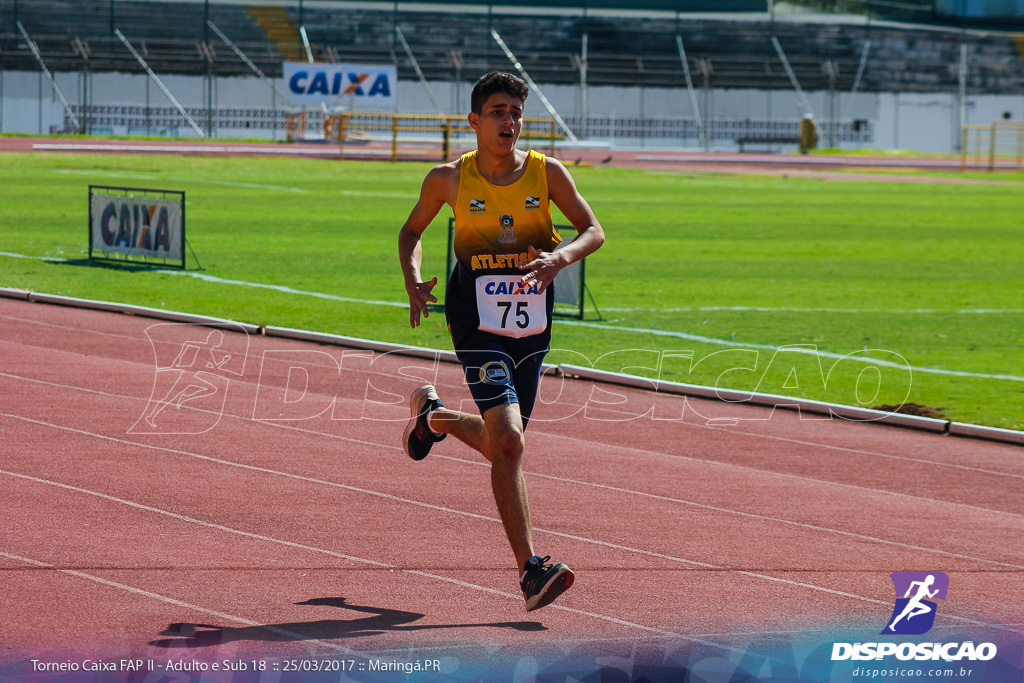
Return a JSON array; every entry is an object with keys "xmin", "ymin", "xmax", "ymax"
[
  {"xmin": 498, "ymin": 214, "xmax": 517, "ymax": 245},
  {"xmin": 525, "ymin": 196, "xmax": 540, "ymax": 210},
  {"xmin": 469, "ymin": 199, "xmax": 486, "ymax": 213}
]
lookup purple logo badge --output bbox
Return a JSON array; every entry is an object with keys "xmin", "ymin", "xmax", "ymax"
[{"xmin": 881, "ymin": 571, "xmax": 949, "ymax": 635}]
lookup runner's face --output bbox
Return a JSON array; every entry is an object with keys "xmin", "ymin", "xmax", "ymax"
[{"xmin": 472, "ymin": 93, "xmax": 524, "ymax": 152}]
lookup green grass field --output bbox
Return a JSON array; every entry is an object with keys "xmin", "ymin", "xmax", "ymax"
[{"xmin": 1, "ymin": 150, "xmax": 1021, "ymax": 430}]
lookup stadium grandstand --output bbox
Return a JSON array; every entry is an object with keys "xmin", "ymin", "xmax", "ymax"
[
  {"xmin": 2, "ymin": 0, "xmax": 1022, "ymax": 91},
  {"xmin": 1, "ymin": 0, "xmax": 1023, "ymax": 152}
]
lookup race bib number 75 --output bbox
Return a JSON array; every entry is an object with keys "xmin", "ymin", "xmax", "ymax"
[{"xmin": 475, "ymin": 275, "xmax": 547, "ymax": 338}]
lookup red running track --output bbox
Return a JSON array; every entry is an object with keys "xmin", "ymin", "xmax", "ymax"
[{"xmin": 0, "ymin": 297, "xmax": 1022, "ymax": 676}]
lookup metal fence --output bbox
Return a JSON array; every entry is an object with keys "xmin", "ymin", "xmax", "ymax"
[{"xmin": 962, "ymin": 121, "xmax": 1024, "ymax": 170}]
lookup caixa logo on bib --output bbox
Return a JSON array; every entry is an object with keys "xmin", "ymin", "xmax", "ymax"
[
  {"xmin": 483, "ymin": 280, "xmax": 539, "ymax": 297},
  {"xmin": 831, "ymin": 571, "xmax": 998, "ymax": 663}
]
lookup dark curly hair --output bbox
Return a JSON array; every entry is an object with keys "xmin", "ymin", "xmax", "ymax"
[{"xmin": 470, "ymin": 71, "xmax": 529, "ymax": 115}]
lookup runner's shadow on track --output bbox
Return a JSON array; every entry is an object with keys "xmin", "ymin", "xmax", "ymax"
[{"xmin": 150, "ymin": 597, "xmax": 546, "ymax": 648}]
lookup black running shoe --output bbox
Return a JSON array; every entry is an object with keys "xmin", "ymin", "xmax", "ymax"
[
  {"xmin": 520, "ymin": 555, "xmax": 574, "ymax": 612},
  {"xmin": 403, "ymin": 384, "xmax": 447, "ymax": 461}
]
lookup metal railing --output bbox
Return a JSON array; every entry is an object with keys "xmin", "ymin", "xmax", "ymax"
[
  {"xmin": 961, "ymin": 121, "xmax": 1024, "ymax": 171},
  {"xmin": 307, "ymin": 112, "xmax": 562, "ymax": 162}
]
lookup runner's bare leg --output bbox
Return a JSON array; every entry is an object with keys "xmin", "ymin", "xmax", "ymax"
[{"xmin": 430, "ymin": 403, "xmax": 534, "ymax": 569}]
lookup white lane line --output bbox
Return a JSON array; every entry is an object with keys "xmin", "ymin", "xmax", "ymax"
[
  {"xmin": 51, "ymin": 169, "xmax": 158, "ymax": 181},
  {"xmin": 0, "ymin": 413, "xmax": 709, "ymax": 570},
  {"xmin": 697, "ymin": 422, "xmax": 1024, "ymax": 481},
  {"xmin": 555, "ymin": 319, "xmax": 1024, "ymax": 383},
  {"xmin": 4, "ymin": 363, "xmax": 1024, "ymax": 528},
  {"xmin": 3, "ymin": 466, "xmax": 1011, "ymax": 636},
  {"xmin": 0, "ymin": 312, "xmax": 167, "ymax": 343},
  {"xmin": 3, "ymin": 408, "xmax": 1022, "ymax": 632},
  {"xmin": 514, "ymin": 414, "xmax": 1024, "ymax": 521},
  {"xmin": 165, "ymin": 177, "xmax": 309, "ymax": 193},
  {"xmin": 34, "ymin": 144, "xmax": 229, "ymax": 153},
  {"xmin": 152, "ymin": 271, "xmax": 407, "ymax": 308},
  {"xmin": 0, "ymin": 470, "xmax": 758, "ymax": 651},
  {"xmin": 602, "ymin": 305, "xmax": 1024, "ymax": 315},
  {"xmin": 1, "ymin": 326, "xmax": 1021, "ymax": 486},
  {"xmin": 339, "ymin": 189, "xmax": 418, "ymax": 199},
  {"xmin": 1, "ymin": 251, "xmax": 1016, "ymax": 383},
  {"xmin": 0, "ymin": 251, "xmax": 70, "ymax": 262},
  {"xmin": 0, "ymin": 550, "xmax": 356, "ymax": 654},
  {"xmin": 430, "ymin": 453, "xmax": 1024, "ymax": 571},
  {"xmin": 0, "ymin": 543, "xmax": 1011, "ymax": 656},
  {"xmin": 43, "ymin": 169, "xmax": 413, "ymax": 194},
  {"xmin": 5, "ymin": 357, "xmax": 1024, "ymax": 506},
  {"xmin": 3, "ymin": 329, "xmax": 1024, "ymax": 495}
]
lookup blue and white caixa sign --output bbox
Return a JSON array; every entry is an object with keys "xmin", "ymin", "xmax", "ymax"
[{"xmin": 282, "ymin": 63, "xmax": 397, "ymax": 108}]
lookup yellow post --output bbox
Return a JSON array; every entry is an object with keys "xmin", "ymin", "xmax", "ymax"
[
  {"xmin": 549, "ymin": 120, "xmax": 556, "ymax": 158},
  {"xmin": 442, "ymin": 118, "xmax": 451, "ymax": 162},
  {"xmin": 392, "ymin": 115, "xmax": 399, "ymax": 163},
  {"xmin": 1011, "ymin": 124, "xmax": 1019, "ymax": 169},
  {"xmin": 988, "ymin": 123, "xmax": 996, "ymax": 172},
  {"xmin": 961, "ymin": 126, "xmax": 968, "ymax": 172},
  {"xmin": 799, "ymin": 115, "xmax": 817, "ymax": 154},
  {"xmin": 338, "ymin": 113, "xmax": 350, "ymax": 160},
  {"xmin": 323, "ymin": 114, "xmax": 333, "ymax": 141}
]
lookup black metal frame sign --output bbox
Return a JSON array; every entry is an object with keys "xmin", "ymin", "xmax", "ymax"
[{"xmin": 88, "ymin": 185, "xmax": 186, "ymax": 270}]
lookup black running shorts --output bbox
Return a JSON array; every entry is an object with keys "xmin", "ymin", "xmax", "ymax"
[{"xmin": 445, "ymin": 263, "xmax": 554, "ymax": 428}]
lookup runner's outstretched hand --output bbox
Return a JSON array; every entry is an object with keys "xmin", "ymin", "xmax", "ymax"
[{"xmin": 406, "ymin": 276, "xmax": 438, "ymax": 328}]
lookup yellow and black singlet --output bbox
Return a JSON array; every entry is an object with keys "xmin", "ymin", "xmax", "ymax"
[
  {"xmin": 452, "ymin": 149, "xmax": 560, "ymax": 272},
  {"xmin": 446, "ymin": 150, "xmax": 562, "ymax": 339}
]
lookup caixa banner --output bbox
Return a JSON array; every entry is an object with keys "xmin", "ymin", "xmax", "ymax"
[
  {"xmin": 282, "ymin": 63, "xmax": 397, "ymax": 107},
  {"xmin": 89, "ymin": 186, "xmax": 186, "ymax": 269}
]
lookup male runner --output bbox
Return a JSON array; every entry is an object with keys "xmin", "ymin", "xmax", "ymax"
[{"xmin": 397, "ymin": 71, "xmax": 605, "ymax": 611}]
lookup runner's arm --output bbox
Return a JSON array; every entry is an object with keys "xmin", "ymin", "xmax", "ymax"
[
  {"xmin": 522, "ymin": 158, "xmax": 605, "ymax": 293},
  {"xmin": 399, "ymin": 166, "xmax": 451, "ymax": 328}
]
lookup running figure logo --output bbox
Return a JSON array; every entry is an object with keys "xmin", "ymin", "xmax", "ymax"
[
  {"xmin": 130, "ymin": 323, "xmax": 249, "ymax": 435},
  {"xmin": 881, "ymin": 571, "xmax": 949, "ymax": 635}
]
